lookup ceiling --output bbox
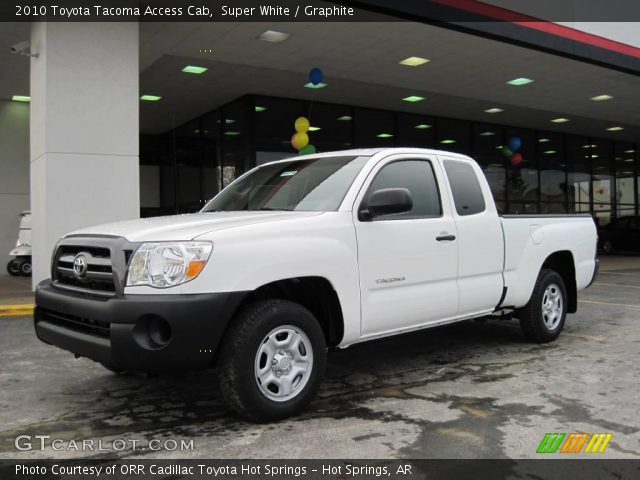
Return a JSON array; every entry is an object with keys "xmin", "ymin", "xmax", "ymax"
[{"xmin": 1, "ymin": 20, "xmax": 638, "ymax": 140}]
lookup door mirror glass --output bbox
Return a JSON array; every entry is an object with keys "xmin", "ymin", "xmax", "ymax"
[{"xmin": 361, "ymin": 188, "xmax": 413, "ymax": 220}]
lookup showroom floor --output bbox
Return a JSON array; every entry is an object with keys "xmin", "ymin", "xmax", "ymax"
[{"xmin": 0, "ymin": 257, "xmax": 639, "ymax": 459}]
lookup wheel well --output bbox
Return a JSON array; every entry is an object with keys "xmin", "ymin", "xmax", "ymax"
[
  {"xmin": 238, "ymin": 277, "xmax": 345, "ymax": 347},
  {"xmin": 542, "ymin": 251, "xmax": 577, "ymax": 313}
]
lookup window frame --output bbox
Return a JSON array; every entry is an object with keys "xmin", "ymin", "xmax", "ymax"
[{"xmin": 357, "ymin": 157, "xmax": 444, "ymax": 222}]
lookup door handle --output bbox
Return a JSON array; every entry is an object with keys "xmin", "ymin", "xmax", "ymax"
[{"xmin": 436, "ymin": 234, "xmax": 456, "ymax": 242}]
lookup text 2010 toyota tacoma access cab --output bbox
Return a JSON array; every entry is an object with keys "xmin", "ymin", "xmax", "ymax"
[{"xmin": 35, "ymin": 148, "xmax": 599, "ymax": 421}]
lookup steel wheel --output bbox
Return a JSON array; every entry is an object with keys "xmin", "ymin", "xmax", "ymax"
[
  {"xmin": 254, "ymin": 325, "xmax": 313, "ymax": 402},
  {"xmin": 541, "ymin": 283, "xmax": 563, "ymax": 331}
]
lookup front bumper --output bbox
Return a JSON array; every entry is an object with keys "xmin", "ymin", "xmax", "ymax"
[{"xmin": 34, "ymin": 280, "xmax": 247, "ymax": 372}]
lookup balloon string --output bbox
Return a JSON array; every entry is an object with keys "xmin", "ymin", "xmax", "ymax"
[{"xmin": 307, "ymin": 88, "xmax": 316, "ymax": 122}]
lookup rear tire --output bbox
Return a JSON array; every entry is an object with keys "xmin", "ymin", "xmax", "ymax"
[
  {"xmin": 217, "ymin": 299, "xmax": 326, "ymax": 422},
  {"xmin": 7, "ymin": 259, "xmax": 21, "ymax": 276},
  {"xmin": 518, "ymin": 269, "xmax": 567, "ymax": 343}
]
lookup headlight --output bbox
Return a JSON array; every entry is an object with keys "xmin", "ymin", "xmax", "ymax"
[{"xmin": 126, "ymin": 242, "xmax": 213, "ymax": 288}]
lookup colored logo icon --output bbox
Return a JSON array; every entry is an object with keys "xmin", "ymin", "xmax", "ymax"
[{"xmin": 536, "ymin": 432, "xmax": 613, "ymax": 454}]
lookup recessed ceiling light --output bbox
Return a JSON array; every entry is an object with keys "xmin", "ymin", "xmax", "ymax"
[
  {"xmin": 224, "ymin": 131, "xmax": 241, "ymax": 136},
  {"xmin": 304, "ymin": 82, "xmax": 327, "ymax": 89},
  {"xmin": 590, "ymin": 94, "xmax": 613, "ymax": 101},
  {"xmin": 182, "ymin": 65, "xmax": 208, "ymax": 74},
  {"xmin": 337, "ymin": 115, "xmax": 352, "ymax": 121},
  {"xmin": 484, "ymin": 108, "xmax": 503, "ymax": 113},
  {"xmin": 551, "ymin": 118, "xmax": 569, "ymax": 123},
  {"xmin": 479, "ymin": 131, "xmax": 495, "ymax": 136},
  {"xmin": 399, "ymin": 56, "xmax": 430, "ymax": 66},
  {"xmin": 403, "ymin": 95, "xmax": 425, "ymax": 103},
  {"xmin": 414, "ymin": 124, "xmax": 431, "ymax": 129},
  {"xmin": 377, "ymin": 133, "xmax": 393, "ymax": 138},
  {"xmin": 440, "ymin": 139, "xmax": 456, "ymax": 144},
  {"xmin": 507, "ymin": 77, "xmax": 534, "ymax": 86},
  {"xmin": 255, "ymin": 106, "xmax": 267, "ymax": 112},
  {"xmin": 538, "ymin": 138, "xmax": 550, "ymax": 143},
  {"xmin": 140, "ymin": 95, "xmax": 161, "ymax": 101},
  {"xmin": 258, "ymin": 30, "xmax": 290, "ymax": 43},
  {"xmin": 606, "ymin": 126, "xmax": 623, "ymax": 131},
  {"xmin": 308, "ymin": 126, "xmax": 321, "ymax": 132},
  {"xmin": 544, "ymin": 150, "xmax": 557, "ymax": 154},
  {"xmin": 11, "ymin": 95, "xmax": 30, "ymax": 102}
]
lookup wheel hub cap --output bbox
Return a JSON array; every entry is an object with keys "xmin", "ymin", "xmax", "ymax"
[
  {"xmin": 541, "ymin": 283, "xmax": 563, "ymax": 331},
  {"xmin": 254, "ymin": 326, "xmax": 313, "ymax": 402}
]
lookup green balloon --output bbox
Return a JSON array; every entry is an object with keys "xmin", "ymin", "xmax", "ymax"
[
  {"xmin": 298, "ymin": 144, "xmax": 317, "ymax": 155},
  {"xmin": 502, "ymin": 146, "xmax": 513, "ymax": 157}
]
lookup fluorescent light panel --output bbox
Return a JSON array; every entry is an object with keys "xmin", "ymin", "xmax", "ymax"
[
  {"xmin": 258, "ymin": 30, "xmax": 290, "ymax": 43},
  {"xmin": 403, "ymin": 95, "xmax": 425, "ymax": 103},
  {"xmin": 399, "ymin": 56, "xmax": 430, "ymax": 66},
  {"xmin": 590, "ymin": 94, "xmax": 613, "ymax": 101},
  {"xmin": 377, "ymin": 133, "xmax": 393, "ymax": 138},
  {"xmin": 440, "ymin": 139, "xmax": 456, "ymax": 144},
  {"xmin": 414, "ymin": 124, "xmax": 431, "ymax": 130},
  {"xmin": 308, "ymin": 126, "xmax": 321, "ymax": 132},
  {"xmin": 182, "ymin": 65, "xmax": 208, "ymax": 74},
  {"xmin": 140, "ymin": 95, "xmax": 161, "ymax": 101},
  {"xmin": 507, "ymin": 77, "xmax": 534, "ymax": 86},
  {"xmin": 606, "ymin": 126, "xmax": 623, "ymax": 131},
  {"xmin": 484, "ymin": 108, "xmax": 503, "ymax": 113},
  {"xmin": 304, "ymin": 82, "xmax": 327, "ymax": 89},
  {"xmin": 255, "ymin": 106, "xmax": 267, "ymax": 112},
  {"xmin": 337, "ymin": 115, "xmax": 352, "ymax": 121},
  {"xmin": 11, "ymin": 95, "xmax": 30, "ymax": 102},
  {"xmin": 551, "ymin": 118, "xmax": 569, "ymax": 123}
]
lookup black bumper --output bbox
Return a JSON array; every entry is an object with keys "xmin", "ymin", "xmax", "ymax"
[{"xmin": 34, "ymin": 280, "xmax": 247, "ymax": 372}]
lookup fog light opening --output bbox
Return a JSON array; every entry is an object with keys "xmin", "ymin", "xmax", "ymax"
[{"xmin": 133, "ymin": 315, "xmax": 172, "ymax": 350}]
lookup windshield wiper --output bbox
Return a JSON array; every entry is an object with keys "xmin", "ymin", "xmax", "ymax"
[{"xmin": 249, "ymin": 208, "xmax": 292, "ymax": 211}]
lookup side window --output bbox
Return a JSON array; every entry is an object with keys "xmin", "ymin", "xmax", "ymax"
[
  {"xmin": 365, "ymin": 159, "xmax": 441, "ymax": 219},
  {"xmin": 443, "ymin": 160, "xmax": 486, "ymax": 216}
]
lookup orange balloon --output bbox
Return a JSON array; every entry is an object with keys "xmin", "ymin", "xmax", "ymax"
[{"xmin": 291, "ymin": 132, "xmax": 309, "ymax": 150}]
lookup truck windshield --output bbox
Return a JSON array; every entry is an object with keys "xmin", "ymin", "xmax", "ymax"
[{"xmin": 202, "ymin": 155, "xmax": 369, "ymax": 212}]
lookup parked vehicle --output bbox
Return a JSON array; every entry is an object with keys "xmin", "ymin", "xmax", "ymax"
[
  {"xmin": 34, "ymin": 148, "xmax": 598, "ymax": 421},
  {"xmin": 598, "ymin": 216, "xmax": 640, "ymax": 254},
  {"xmin": 6, "ymin": 210, "xmax": 32, "ymax": 277}
]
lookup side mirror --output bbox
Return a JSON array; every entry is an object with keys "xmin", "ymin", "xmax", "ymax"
[{"xmin": 359, "ymin": 188, "xmax": 413, "ymax": 221}]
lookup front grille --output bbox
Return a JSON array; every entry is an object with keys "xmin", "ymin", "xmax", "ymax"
[
  {"xmin": 40, "ymin": 308, "xmax": 110, "ymax": 338},
  {"xmin": 51, "ymin": 236, "xmax": 136, "ymax": 297},
  {"xmin": 54, "ymin": 245, "xmax": 116, "ymax": 296}
]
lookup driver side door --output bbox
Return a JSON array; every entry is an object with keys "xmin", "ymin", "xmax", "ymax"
[{"xmin": 353, "ymin": 155, "xmax": 459, "ymax": 336}]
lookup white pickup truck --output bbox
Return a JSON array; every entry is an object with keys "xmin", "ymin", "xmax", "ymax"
[{"xmin": 35, "ymin": 148, "xmax": 598, "ymax": 421}]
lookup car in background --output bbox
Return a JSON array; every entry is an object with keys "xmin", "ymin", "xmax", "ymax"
[{"xmin": 599, "ymin": 216, "xmax": 640, "ymax": 254}]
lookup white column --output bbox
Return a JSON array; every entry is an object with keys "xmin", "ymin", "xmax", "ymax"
[{"xmin": 30, "ymin": 22, "xmax": 140, "ymax": 286}]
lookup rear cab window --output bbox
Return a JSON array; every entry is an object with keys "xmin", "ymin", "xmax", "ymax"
[{"xmin": 443, "ymin": 159, "xmax": 486, "ymax": 216}]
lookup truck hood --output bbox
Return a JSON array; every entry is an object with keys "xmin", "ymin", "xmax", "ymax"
[{"xmin": 65, "ymin": 211, "xmax": 323, "ymax": 242}]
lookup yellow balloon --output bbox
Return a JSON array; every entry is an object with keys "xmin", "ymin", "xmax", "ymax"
[
  {"xmin": 295, "ymin": 116, "xmax": 310, "ymax": 133},
  {"xmin": 292, "ymin": 132, "xmax": 309, "ymax": 150}
]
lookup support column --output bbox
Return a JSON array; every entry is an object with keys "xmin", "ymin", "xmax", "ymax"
[{"xmin": 30, "ymin": 22, "xmax": 139, "ymax": 286}]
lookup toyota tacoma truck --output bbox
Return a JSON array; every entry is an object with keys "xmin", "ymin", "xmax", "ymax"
[{"xmin": 35, "ymin": 148, "xmax": 599, "ymax": 421}]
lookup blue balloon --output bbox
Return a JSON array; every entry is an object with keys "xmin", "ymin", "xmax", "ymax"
[
  {"xmin": 507, "ymin": 137, "xmax": 521, "ymax": 152},
  {"xmin": 309, "ymin": 68, "xmax": 323, "ymax": 85}
]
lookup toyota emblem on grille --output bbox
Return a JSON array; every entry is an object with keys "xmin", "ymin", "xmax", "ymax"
[{"xmin": 72, "ymin": 254, "xmax": 88, "ymax": 278}]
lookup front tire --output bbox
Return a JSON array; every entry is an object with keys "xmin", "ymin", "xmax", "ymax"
[
  {"xmin": 217, "ymin": 300, "xmax": 326, "ymax": 421},
  {"xmin": 518, "ymin": 269, "xmax": 567, "ymax": 343}
]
